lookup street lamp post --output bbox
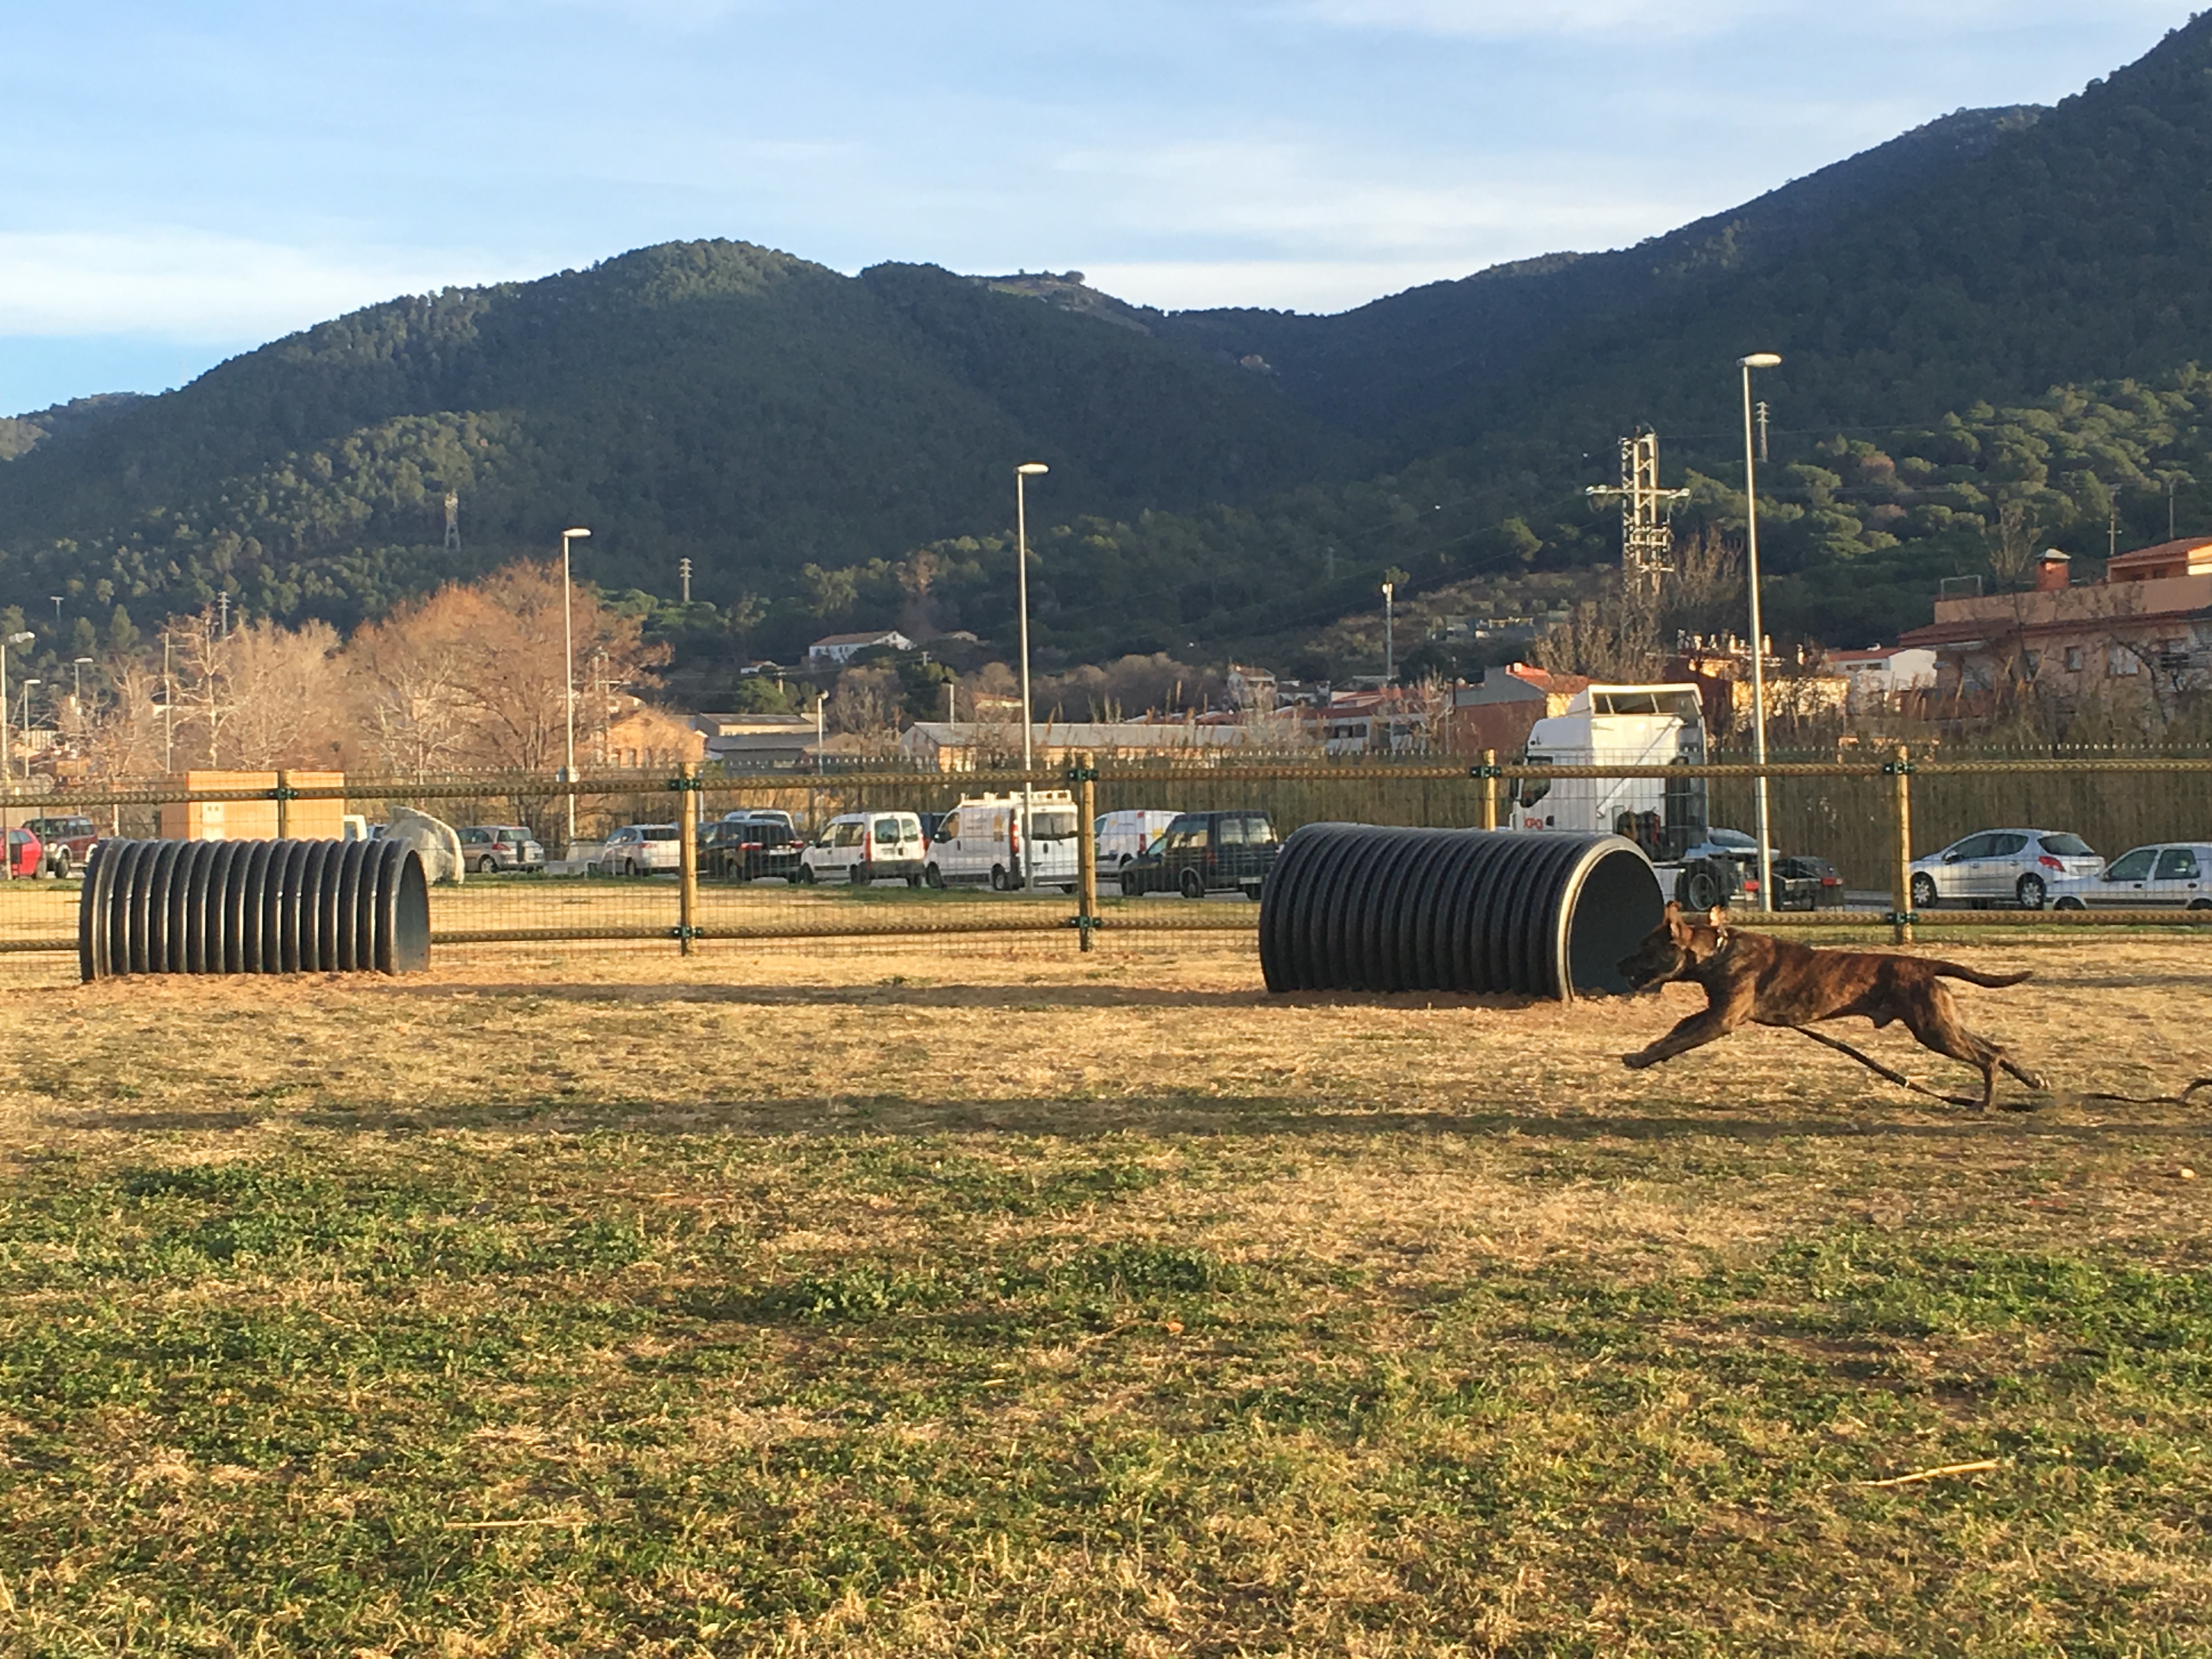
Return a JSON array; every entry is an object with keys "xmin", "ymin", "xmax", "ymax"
[
  {"xmin": 560, "ymin": 527, "xmax": 591, "ymax": 850},
  {"xmin": 1014, "ymin": 462, "xmax": 1049, "ymax": 887},
  {"xmin": 71, "ymin": 657, "xmax": 93, "ymax": 718},
  {"xmin": 0, "ymin": 630, "xmax": 32, "ymax": 790},
  {"xmin": 1740, "ymin": 352, "xmax": 1783, "ymax": 913},
  {"xmin": 1382, "ymin": 579, "xmax": 1396, "ymax": 681},
  {"xmin": 18, "ymin": 682, "xmax": 40, "ymax": 748}
]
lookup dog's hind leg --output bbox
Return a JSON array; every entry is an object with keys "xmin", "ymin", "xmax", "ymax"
[{"xmin": 1899, "ymin": 998, "xmax": 2011, "ymax": 1110}]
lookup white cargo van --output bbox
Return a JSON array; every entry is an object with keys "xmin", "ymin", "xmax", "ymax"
[
  {"xmin": 925, "ymin": 791, "xmax": 1079, "ymax": 891},
  {"xmin": 1096, "ymin": 809, "xmax": 1178, "ymax": 874},
  {"xmin": 798, "ymin": 811, "xmax": 927, "ymax": 885}
]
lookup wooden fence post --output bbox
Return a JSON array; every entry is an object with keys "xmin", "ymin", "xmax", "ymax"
[
  {"xmin": 275, "ymin": 769, "xmax": 292, "ymax": 840},
  {"xmin": 1074, "ymin": 751, "xmax": 1099, "ymax": 953},
  {"xmin": 677, "ymin": 761, "xmax": 700, "ymax": 957},
  {"xmin": 1481, "ymin": 749, "xmax": 1498, "ymax": 831},
  {"xmin": 1891, "ymin": 744, "xmax": 1914, "ymax": 946}
]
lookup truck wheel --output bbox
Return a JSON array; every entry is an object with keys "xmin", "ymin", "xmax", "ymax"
[{"xmin": 1676, "ymin": 860, "xmax": 1724, "ymax": 912}]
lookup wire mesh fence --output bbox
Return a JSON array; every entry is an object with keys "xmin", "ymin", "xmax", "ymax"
[{"xmin": 2, "ymin": 748, "xmax": 2210, "ymax": 986}]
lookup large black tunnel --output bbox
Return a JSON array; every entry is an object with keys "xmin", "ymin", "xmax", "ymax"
[
  {"xmin": 77, "ymin": 839, "xmax": 431, "ymax": 980},
  {"xmin": 1257, "ymin": 826, "xmax": 1664, "ymax": 1001}
]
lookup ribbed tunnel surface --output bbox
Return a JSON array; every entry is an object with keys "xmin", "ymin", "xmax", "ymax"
[
  {"xmin": 78, "ymin": 839, "xmax": 430, "ymax": 980},
  {"xmin": 1259, "ymin": 826, "xmax": 1663, "ymax": 1001}
]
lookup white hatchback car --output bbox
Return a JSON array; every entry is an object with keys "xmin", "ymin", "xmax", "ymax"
[
  {"xmin": 590, "ymin": 823, "xmax": 683, "ymax": 876},
  {"xmin": 1907, "ymin": 828, "xmax": 2103, "ymax": 911},
  {"xmin": 2050, "ymin": 843, "xmax": 2212, "ymax": 911}
]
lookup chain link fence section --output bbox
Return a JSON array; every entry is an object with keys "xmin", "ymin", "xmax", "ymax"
[{"xmin": 2, "ymin": 751, "xmax": 2210, "ymax": 984}]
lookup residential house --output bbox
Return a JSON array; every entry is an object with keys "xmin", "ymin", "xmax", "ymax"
[
  {"xmin": 1824, "ymin": 645, "xmax": 1939, "ymax": 715},
  {"xmin": 692, "ymin": 712, "xmax": 817, "ymax": 772},
  {"xmin": 1448, "ymin": 663, "xmax": 1590, "ymax": 757},
  {"xmin": 1899, "ymin": 540, "xmax": 2212, "ymax": 708},
  {"xmin": 899, "ymin": 720, "xmax": 1262, "ymax": 772},
  {"xmin": 599, "ymin": 699, "xmax": 707, "ymax": 770},
  {"xmin": 806, "ymin": 629, "xmax": 916, "ymax": 665}
]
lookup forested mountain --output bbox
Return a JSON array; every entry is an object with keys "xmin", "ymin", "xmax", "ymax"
[
  {"xmin": 0, "ymin": 243, "xmax": 1354, "ymax": 637},
  {"xmin": 6, "ymin": 13, "xmax": 2212, "ymax": 673}
]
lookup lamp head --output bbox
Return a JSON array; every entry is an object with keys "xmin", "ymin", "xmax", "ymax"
[
  {"xmin": 74, "ymin": 657, "xmax": 93, "ymax": 665},
  {"xmin": 1015, "ymin": 462, "xmax": 1049, "ymax": 476},
  {"xmin": 563, "ymin": 526, "xmax": 591, "ymax": 539},
  {"xmin": 4, "ymin": 631, "xmax": 31, "ymax": 646},
  {"xmin": 1740, "ymin": 353, "xmax": 1783, "ymax": 369}
]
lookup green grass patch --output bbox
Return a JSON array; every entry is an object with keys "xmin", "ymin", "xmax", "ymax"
[{"xmin": 0, "ymin": 1129, "xmax": 2206, "ymax": 1655}]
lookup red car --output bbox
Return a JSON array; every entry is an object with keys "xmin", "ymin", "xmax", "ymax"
[
  {"xmin": 23, "ymin": 815, "xmax": 97, "ymax": 879},
  {"xmin": 3, "ymin": 827, "xmax": 43, "ymax": 880}
]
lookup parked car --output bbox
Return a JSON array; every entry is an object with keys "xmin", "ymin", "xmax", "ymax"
[
  {"xmin": 1096, "ymin": 810, "xmax": 1180, "ymax": 876},
  {"xmin": 926, "ymin": 792, "xmax": 1080, "ymax": 890},
  {"xmin": 1119, "ymin": 810, "xmax": 1280, "ymax": 900},
  {"xmin": 3, "ymin": 827, "xmax": 44, "ymax": 880},
  {"xmin": 22, "ymin": 815, "xmax": 97, "ymax": 879},
  {"xmin": 800, "ymin": 811, "xmax": 927, "ymax": 885},
  {"xmin": 458, "ymin": 824, "xmax": 545, "ymax": 873},
  {"xmin": 589, "ymin": 823, "xmax": 683, "ymax": 876},
  {"xmin": 1908, "ymin": 828, "xmax": 2103, "ymax": 911},
  {"xmin": 701, "ymin": 815, "xmax": 802, "ymax": 882},
  {"xmin": 1771, "ymin": 854, "xmax": 1847, "ymax": 911},
  {"xmin": 1676, "ymin": 827, "xmax": 1778, "ymax": 906},
  {"xmin": 719, "ymin": 808, "xmax": 798, "ymax": 838},
  {"xmin": 2050, "ymin": 843, "xmax": 2212, "ymax": 910}
]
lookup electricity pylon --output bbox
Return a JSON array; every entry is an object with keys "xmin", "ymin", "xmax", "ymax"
[{"xmin": 1585, "ymin": 428, "xmax": 1688, "ymax": 597}]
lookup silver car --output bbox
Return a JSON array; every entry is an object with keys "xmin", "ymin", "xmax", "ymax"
[
  {"xmin": 1908, "ymin": 827, "xmax": 2103, "ymax": 911},
  {"xmin": 2050, "ymin": 843, "xmax": 2212, "ymax": 911}
]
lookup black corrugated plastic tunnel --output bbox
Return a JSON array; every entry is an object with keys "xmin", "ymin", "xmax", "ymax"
[
  {"xmin": 1258, "ymin": 826, "xmax": 1663, "ymax": 1001},
  {"xmin": 77, "ymin": 839, "xmax": 431, "ymax": 980}
]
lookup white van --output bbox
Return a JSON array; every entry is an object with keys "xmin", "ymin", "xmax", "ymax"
[
  {"xmin": 925, "ymin": 791, "xmax": 1079, "ymax": 891},
  {"xmin": 1095, "ymin": 809, "xmax": 1178, "ymax": 875},
  {"xmin": 798, "ymin": 811, "xmax": 926, "ymax": 885}
]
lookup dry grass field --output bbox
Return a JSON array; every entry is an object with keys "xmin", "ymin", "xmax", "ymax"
[{"xmin": 0, "ymin": 930, "xmax": 2209, "ymax": 1655}]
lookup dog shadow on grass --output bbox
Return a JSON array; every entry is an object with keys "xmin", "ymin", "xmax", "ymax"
[{"xmin": 70, "ymin": 1092, "xmax": 2212, "ymax": 1146}]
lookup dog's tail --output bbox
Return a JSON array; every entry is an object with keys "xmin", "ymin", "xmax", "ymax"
[{"xmin": 1932, "ymin": 962, "xmax": 2033, "ymax": 989}]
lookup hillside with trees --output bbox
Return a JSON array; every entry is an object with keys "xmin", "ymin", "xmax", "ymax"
[{"xmin": 5, "ymin": 14, "xmax": 2212, "ymax": 681}]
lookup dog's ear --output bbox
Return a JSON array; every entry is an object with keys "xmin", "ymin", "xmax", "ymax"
[
  {"xmin": 1661, "ymin": 901, "xmax": 1681, "ymax": 920},
  {"xmin": 1706, "ymin": 905, "xmax": 1726, "ymax": 928}
]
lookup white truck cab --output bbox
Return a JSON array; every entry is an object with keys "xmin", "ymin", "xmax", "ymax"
[{"xmin": 1503, "ymin": 683, "xmax": 1714, "ymax": 900}]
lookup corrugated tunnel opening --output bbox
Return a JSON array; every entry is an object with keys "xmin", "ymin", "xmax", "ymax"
[{"xmin": 1562, "ymin": 842, "xmax": 1667, "ymax": 998}]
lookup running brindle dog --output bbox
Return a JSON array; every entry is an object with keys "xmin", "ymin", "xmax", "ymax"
[{"xmin": 1616, "ymin": 903, "xmax": 2046, "ymax": 1110}]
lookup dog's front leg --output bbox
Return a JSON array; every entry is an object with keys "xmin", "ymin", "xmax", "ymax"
[{"xmin": 1623, "ymin": 1006, "xmax": 1739, "ymax": 1070}]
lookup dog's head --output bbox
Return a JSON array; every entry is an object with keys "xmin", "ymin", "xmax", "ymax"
[{"xmin": 1617, "ymin": 902, "xmax": 1730, "ymax": 991}]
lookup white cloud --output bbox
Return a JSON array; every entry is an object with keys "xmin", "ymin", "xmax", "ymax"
[
  {"xmin": 1057, "ymin": 138, "xmax": 1707, "ymax": 263},
  {"xmin": 1079, "ymin": 259, "xmax": 1484, "ymax": 313},
  {"xmin": 1296, "ymin": 0, "xmax": 1765, "ymax": 38},
  {"xmin": 1297, "ymin": 0, "xmax": 2181, "ymax": 39},
  {"xmin": 0, "ymin": 230, "xmax": 517, "ymax": 342}
]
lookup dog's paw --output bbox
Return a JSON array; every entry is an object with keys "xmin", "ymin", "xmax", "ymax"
[{"xmin": 1621, "ymin": 1051, "xmax": 1654, "ymax": 1071}]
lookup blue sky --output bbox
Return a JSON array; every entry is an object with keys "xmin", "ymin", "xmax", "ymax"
[{"xmin": 0, "ymin": 0, "xmax": 2189, "ymax": 415}]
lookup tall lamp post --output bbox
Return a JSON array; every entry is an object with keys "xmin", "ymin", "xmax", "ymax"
[
  {"xmin": 1014, "ymin": 462, "xmax": 1049, "ymax": 887},
  {"xmin": 1381, "ymin": 579, "xmax": 1396, "ymax": 681},
  {"xmin": 0, "ymin": 630, "xmax": 31, "ymax": 791},
  {"xmin": 1739, "ymin": 352, "xmax": 1782, "ymax": 912},
  {"xmin": 71, "ymin": 657, "xmax": 93, "ymax": 719},
  {"xmin": 560, "ymin": 526, "xmax": 591, "ymax": 850}
]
